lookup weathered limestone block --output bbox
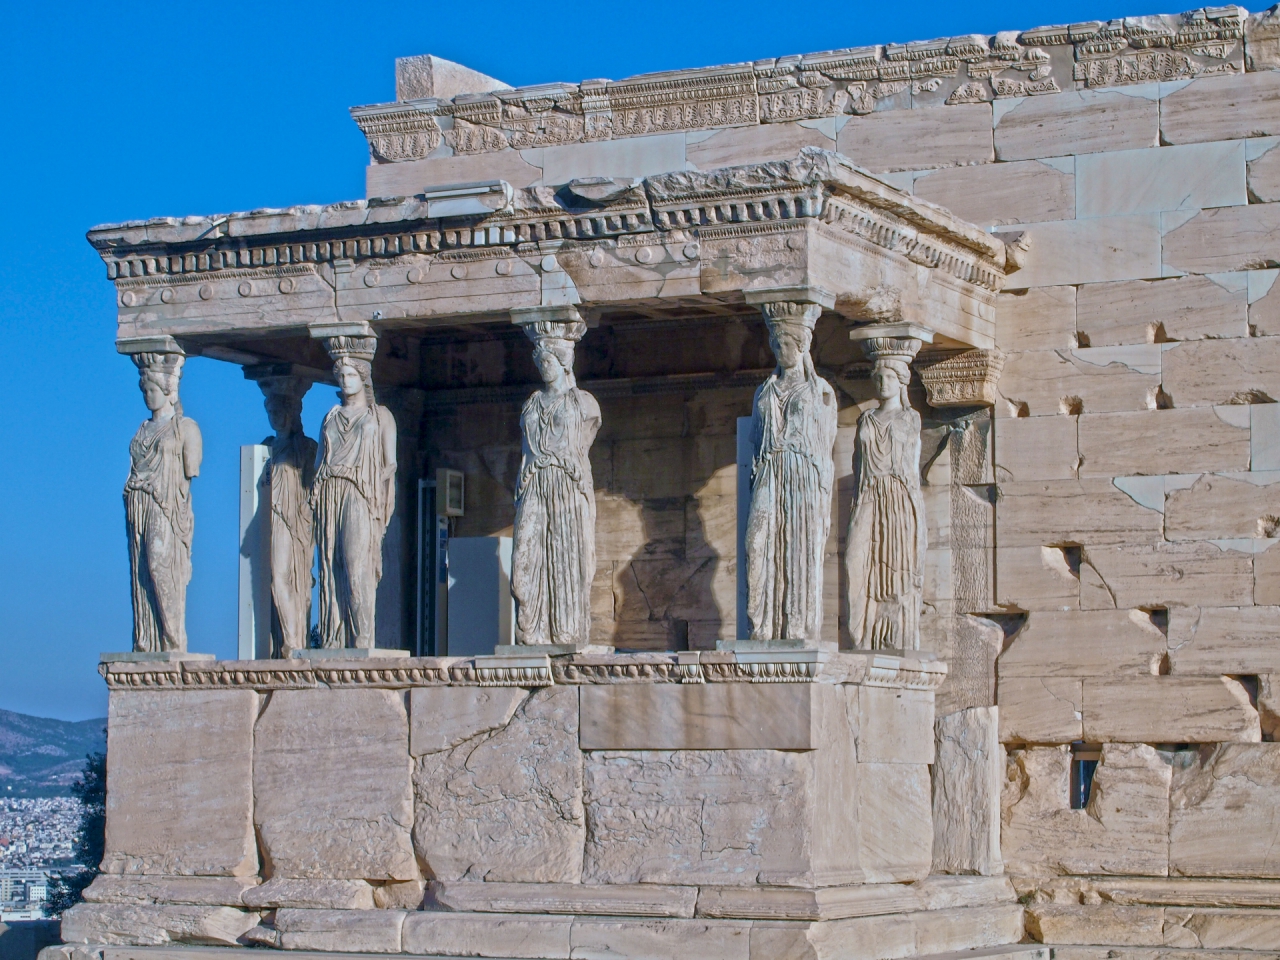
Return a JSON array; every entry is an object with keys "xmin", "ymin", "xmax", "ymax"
[
  {"xmin": 994, "ymin": 286, "xmax": 1076, "ymax": 353},
  {"xmin": 571, "ymin": 916, "xmax": 751, "ymax": 960},
  {"xmin": 583, "ymin": 749, "xmax": 812, "ymax": 886},
  {"xmin": 932, "ymin": 707, "xmax": 1002, "ymax": 876},
  {"xmin": 1026, "ymin": 904, "xmax": 1165, "ymax": 946},
  {"xmin": 1165, "ymin": 472, "xmax": 1280, "ymax": 540},
  {"xmin": 1167, "ymin": 907, "xmax": 1280, "ymax": 949},
  {"xmin": 994, "ymin": 479, "xmax": 1164, "ymax": 548},
  {"xmin": 414, "ymin": 686, "xmax": 584, "ymax": 883},
  {"xmin": 1083, "ymin": 676, "xmax": 1261, "ymax": 743},
  {"xmin": 858, "ymin": 762, "xmax": 933, "ymax": 884},
  {"xmin": 272, "ymin": 908, "xmax": 405, "ymax": 953},
  {"xmin": 1078, "ymin": 408, "xmax": 1251, "ymax": 477},
  {"xmin": 579, "ymin": 682, "xmax": 815, "ymax": 750},
  {"xmin": 82, "ymin": 875, "xmax": 257, "ymax": 907},
  {"xmin": 996, "ymin": 348, "xmax": 1161, "ymax": 419},
  {"xmin": 1258, "ymin": 540, "xmax": 1280, "ymax": 604},
  {"xmin": 1161, "ymin": 71, "xmax": 1280, "ymax": 145},
  {"xmin": 1079, "ymin": 541, "xmax": 1255, "ymax": 610},
  {"xmin": 913, "ymin": 159, "xmax": 1074, "ymax": 227},
  {"xmin": 408, "ymin": 686, "xmax": 525, "ymax": 755},
  {"xmin": 402, "ymin": 912, "xmax": 571, "ymax": 959},
  {"xmin": 1163, "ymin": 204, "xmax": 1280, "ymax": 276},
  {"xmin": 241, "ymin": 879, "xmax": 375, "ymax": 910},
  {"xmin": 1251, "ymin": 141, "xmax": 1280, "ymax": 204},
  {"xmin": 997, "ymin": 609, "xmax": 1166, "ymax": 678},
  {"xmin": 994, "ymin": 89, "xmax": 1158, "ymax": 162},
  {"xmin": 1168, "ymin": 606, "xmax": 1280, "ymax": 675},
  {"xmin": 993, "ymin": 417, "xmax": 1078, "ymax": 482},
  {"xmin": 1171, "ymin": 744, "xmax": 1280, "ymax": 878},
  {"xmin": 834, "ymin": 102, "xmax": 993, "ymax": 172},
  {"xmin": 1076, "ymin": 276, "xmax": 1248, "ymax": 348},
  {"xmin": 1160, "ymin": 337, "xmax": 1280, "ymax": 407},
  {"xmin": 997, "ymin": 678, "xmax": 1083, "ymax": 743},
  {"xmin": 60, "ymin": 903, "xmax": 259, "ymax": 947},
  {"xmin": 103, "ymin": 690, "xmax": 258, "ymax": 877},
  {"xmin": 994, "ymin": 546, "xmax": 1080, "ymax": 611},
  {"xmin": 1001, "ymin": 744, "xmax": 1170, "ymax": 878},
  {"xmin": 859, "ymin": 686, "xmax": 932, "ymax": 764},
  {"xmin": 372, "ymin": 880, "xmax": 425, "ymax": 910},
  {"xmin": 254, "ymin": 688, "xmax": 418, "ymax": 880},
  {"xmin": 428, "ymin": 880, "xmax": 697, "ymax": 918}
]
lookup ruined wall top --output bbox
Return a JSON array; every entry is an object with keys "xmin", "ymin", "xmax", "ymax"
[{"xmin": 350, "ymin": 5, "xmax": 1277, "ymax": 164}]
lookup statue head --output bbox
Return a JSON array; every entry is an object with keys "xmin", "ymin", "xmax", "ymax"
[
  {"xmin": 871, "ymin": 357, "xmax": 911, "ymax": 405},
  {"xmin": 260, "ymin": 378, "xmax": 307, "ymax": 436},
  {"xmin": 533, "ymin": 338, "xmax": 576, "ymax": 387},
  {"xmin": 322, "ymin": 335, "xmax": 377, "ymax": 408},
  {"xmin": 761, "ymin": 301, "xmax": 821, "ymax": 378},
  {"xmin": 133, "ymin": 352, "xmax": 183, "ymax": 416}
]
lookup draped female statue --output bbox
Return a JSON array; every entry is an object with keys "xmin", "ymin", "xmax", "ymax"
[
  {"xmin": 257, "ymin": 376, "xmax": 317, "ymax": 656},
  {"xmin": 511, "ymin": 314, "xmax": 601, "ymax": 647},
  {"xmin": 745, "ymin": 301, "xmax": 838, "ymax": 644},
  {"xmin": 845, "ymin": 337, "xmax": 927, "ymax": 650},
  {"xmin": 312, "ymin": 337, "xmax": 396, "ymax": 649},
  {"xmin": 124, "ymin": 350, "xmax": 202, "ymax": 652}
]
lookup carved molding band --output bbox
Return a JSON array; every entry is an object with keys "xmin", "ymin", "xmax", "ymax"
[{"xmin": 917, "ymin": 349, "xmax": 1008, "ymax": 407}]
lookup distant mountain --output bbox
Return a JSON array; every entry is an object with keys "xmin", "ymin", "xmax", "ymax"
[{"xmin": 0, "ymin": 710, "xmax": 106, "ymax": 798}]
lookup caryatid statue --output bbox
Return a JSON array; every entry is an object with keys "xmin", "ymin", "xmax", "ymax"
[
  {"xmin": 510, "ymin": 306, "xmax": 601, "ymax": 647},
  {"xmin": 744, "ymin": 296, "xmax": 838, "ymax": 645},
  {"xmin": 251, "ymin": 370, "xmax": 317, "ymax": 656},
  {"xmin": 122, "ymin": 341, "xmax": 203, "ymax": 653},
  {"xmin": 845, "ymin": 327, "xmax": 929, "ymax": 651},
  {"xmin": 310, "ymin": 326, "xmax": 397, "ymax": 650}
]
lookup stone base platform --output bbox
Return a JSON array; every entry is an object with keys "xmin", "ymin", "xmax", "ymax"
[{"xmin": 45, "ymin": 916, "xmax": 1034, "ymax": 960}]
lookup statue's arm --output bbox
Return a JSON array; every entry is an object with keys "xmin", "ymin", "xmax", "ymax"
[
  {"xmin": 380, "ymin": 407, "xmax": 398, "ymax": 518},
  {"xmin": 580, "ymin": 391, "xmax": 602, "ymax": 446},
  {"xmin": 182, "ymin": 420, "xmax": 203, "ymax": 479}
]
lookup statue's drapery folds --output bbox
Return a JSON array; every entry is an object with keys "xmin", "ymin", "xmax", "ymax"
[
  {"xmin": 311, "ymin": 326, "xmax": 397, "ymax": 650},
  {"xmin": 122, "ymin": 342, "xmax": 202, "ymax": 653},
  {"xmin": 510, "ymin": 307, "xmax": 601, "ymax": 647},
  {"xmin": 846, "ymin": 327, "xmax": 930, "ymax": 651},
  {"xmin": 744, "ymin": 294, "xmax": 838, "ymax": 646},
  {"xmin": 250, "ymin": 370, "xmax": 317, "ymax": 656}
]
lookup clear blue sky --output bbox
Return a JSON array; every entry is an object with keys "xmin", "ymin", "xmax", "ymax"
[{"xmin": 0, "ymin": 0, "xmax": 1157, "ymax": 720}]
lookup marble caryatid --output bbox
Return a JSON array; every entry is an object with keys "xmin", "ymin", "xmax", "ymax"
[
  {"xmin": 311, "ymin": 332, "xmax": 397, "ymax": 650},
  {"xmin": 745, "ymin": 299, "xmax": 838, "ymax": 645},
  {"xmin": 255, "ymin": 374, "xmax": 317, "ymax": 656},
  {"xmin": 845, "ymin": 332, "xmax": 927, "ymax": 651},
  {"xmin": 123, "ymin": 346, "xmax": 203, "ymax": 653},
  {"xmin": 510, "ymin": 308, "xmax": 601, "ymax": 647}
]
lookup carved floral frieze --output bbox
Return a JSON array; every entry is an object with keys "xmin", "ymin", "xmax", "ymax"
[{"xmin": 350, "ymin": 6, "xmax": 1249, "ymax": 163}]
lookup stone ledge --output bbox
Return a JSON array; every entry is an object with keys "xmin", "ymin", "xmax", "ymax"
[{"xmin": 98, "ymin": 651, "xmax": 943, "ymax": 692}]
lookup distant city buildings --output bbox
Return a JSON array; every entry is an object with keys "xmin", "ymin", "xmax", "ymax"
[{"xmin": 0, "ymin": 798, "xmax": 80, "ymax": 869}]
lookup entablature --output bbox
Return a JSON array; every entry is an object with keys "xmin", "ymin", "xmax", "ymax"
[{"xmin": 88, "ymin": 149, "xmax": 1022, "ymax": 353}]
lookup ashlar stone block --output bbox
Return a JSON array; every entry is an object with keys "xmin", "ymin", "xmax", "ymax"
[
  {"xmin": 1249, "ymin": 138, "xmax": 1280, "ymax": 203},
  {"xmin": 993, "ymin": 417, "xmax": 1079, "ymax": 483},
  {"xmin": 60, "ymin": 903, "xmax": 259, "ymax": 947},
  {"xmin": 1001, "ymin": 744, "xmax": 1171, "ymax": 878},
  {"xmin": 1164, "ymin": 471, "xmax": 1280, "ymax": 540},
  {"xmin": 254, "ymin": 688, "xmax": 418, "ymax": 880},
  {"xmin": 931, "ymin": 707, "xmax": 1002, "ymax": 876},
  {"xmin": 994, "ymin": 88, "xmax": 1159, "ymax": 162},
  {"xmin": 272, "ymin": 908, "xmax": 405, "ymax": 953},
  {"xmin": 1079, "ymin": 541, "xmax": 1255, "ymax": 610},
  {"xmin": 912, "ymin": 159, "xmax": 1074, "ymax": 226},
  {"xmin": 835, "ymin": 102, "xmax": 993, "ymax": 172},
  {"xmin": 994, "ymin": 286, "xmax": 1076, "ymax": 353},
  {"xmin": 999, "ymin": 215, "xmax": 1161, "ymax": 288},
  {"xmin": 996, "ymin": 346, "xmax": 1161, "ymax": 418},
  {"xmin": 1160, "ymin": 71, "xmax": 1280, "ymax": 146},
  {"xmin": 997, "ymin": 677, "xmax": 1083, "ymax": 744},
  {"xmin": 1082, "ymin": 676, "xmax": 1261, "ymax": 743},
  {"xmin": 1075, "ymin": 141, "xmax": 1246, "ymax": 218},
  {"xmin": 997, "ymin": 609, "xmax": 1165, "ymax": 679},
  {"xmin": 1078, "ymin": 408, "xmax": 1251, "ymax": 477},
  {"xmin": 1171, "ymin": 744, "xmax": 1280, "ymax": 878},
  {"xmin": 102, "ymin": 690, "xmax": 258, "ymax": 877},
  {"xmin": 995, "ymin": 478, "xmax": 1164, "ymax": 547},
  {"xmin": 1170, "ymin": 606, "xmax": 1280, "ymax": 675},
  {"xmin": 1162, "ymin": 203, "xmax": 1280, "ymax": 276},
  {"xmin": 583, "ymin": 749, "xmax": 814, "ymax": 886},
  {"xmin": 1076, "ymin": 275, "xmax": 1249, "ymax": 348},
  {"xmin": 413, "ymin": 685, "xmax": 584, "ymax": 883},
  {"xmin": 994, "ymin": 546, "xmax": 1080, "ymax": 612},
  {"xmin": 408, "ymin": 686, "xmax": 525, "ymax": 755}
]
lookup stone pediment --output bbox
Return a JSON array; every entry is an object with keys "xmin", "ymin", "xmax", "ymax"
[{"xmin": 88, "ymin": 148, "xmax": 1018, "ymax": 352}]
